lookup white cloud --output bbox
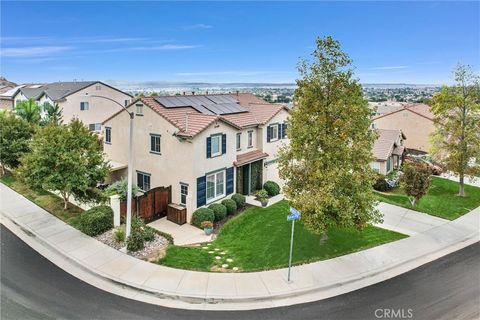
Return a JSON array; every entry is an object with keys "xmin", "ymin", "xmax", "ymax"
[
  {"xmin": 184, "ymin": 24, "xmax": 213, "ymax": 30},
  {"xmin": 101, "ymin": 44, "xmax": 200, "ymax": 53},
  {"xmin": 1, "ymin": 46, "xmax": 72, "ymax": 57},
  {"xmin": 371, "ymin": 66, "xmax": 409, "ymax": 70}
]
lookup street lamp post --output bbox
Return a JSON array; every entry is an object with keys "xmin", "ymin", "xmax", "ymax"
[{"xmin": 87, "ymin": 94, "xmax": 135, "ymax": 238}]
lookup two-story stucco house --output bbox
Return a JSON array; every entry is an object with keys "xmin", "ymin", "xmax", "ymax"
[
  {"xmin": 371, "ymin": 129, "xmax": 406, "ymax": 175},
  {"xmin": 12, "ymin": 81, "xmax": 132, "ymax": 131},
  {"xmin": 372, "ymin": 104, "xmax": 434, "ymax": 154},
  {"xmin": 102, "ymin": 93, "xmax": 289, "ymax": 222}
]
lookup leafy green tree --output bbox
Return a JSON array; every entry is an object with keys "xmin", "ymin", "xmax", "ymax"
[
  {"xmin": 430, "ymin": 64, "xmax": 480, "ymax": 196},
  {"xmin": 41, "ymin": 102, "xmax": 63, "ymax": 126},
  {"xmin": 278, "ymin": 36, "xmax": 381, "ymax": 235},
  {"xmin": 401, "ymin": 162, "xmax": 432, "ymax": 207},
  {"xmin": 0, "ymin": 112, "xmax": 34, "ymax": 175},
  {"xmin": 17, "ymin": 119, "xmax": 110, "ymax": 209},
  {"xmin": 15, "ymin": 98, "xmax": 41, "ymax": 124}
]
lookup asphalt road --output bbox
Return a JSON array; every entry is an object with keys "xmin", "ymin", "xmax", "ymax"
[{"xmin": 1, "ymin": 225, "xmax": 479, "ymax": 320}]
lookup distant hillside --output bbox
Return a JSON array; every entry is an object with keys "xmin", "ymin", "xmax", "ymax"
[{"xmin": 0, "ymin": 77, "xmax": 17, "ymax": 88}]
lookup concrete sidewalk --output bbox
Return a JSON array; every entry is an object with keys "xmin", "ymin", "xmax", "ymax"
[
  {"xmin": 374, "ymin": 202, "xmax": 448, "ymax": 236},
  {"xmin": 1, "ymin": 182, "xmax": 479, "ymax": 310}
]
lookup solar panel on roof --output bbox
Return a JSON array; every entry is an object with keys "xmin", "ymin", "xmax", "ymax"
[{"xmin": 202, "ymin": 103, "xmax": 247, "ymax": 115}]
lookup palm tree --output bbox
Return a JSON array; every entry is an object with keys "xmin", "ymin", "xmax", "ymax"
[
  {"xmin": 15, "ymin": 98, "xmax": 41, "ymax": 124},
  {"xmin": 41, "ymin": 102, "xmax": 63, "ymax": 126}
]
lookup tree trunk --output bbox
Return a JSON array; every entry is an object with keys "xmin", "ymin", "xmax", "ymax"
[
  {"xmin": 1, "ymin": 164, "xmax": 5, "ymax": 176},
  {"xmin": 459, "ymin": 173, "xmax": 465, "ymax": 197},
  {"xmin": 62, "ymin": 193, "xmax": 69, "ymax": 210},
  {"xmin": 320, "ymin": 232, "xmax": 328, "ymax": 244}
]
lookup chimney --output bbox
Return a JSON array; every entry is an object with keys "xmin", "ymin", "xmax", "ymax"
[
  {"xmin": 236, "ymin": 90, "xmax": 239, "ymax": 95},
  {"xmin": 183, "ymin": 92, "xmax": 186, "ymax": 95},
  {"xmin": 206, "ymin": 90, "xmax": 208, "ymax": 95},
  {"xmin": 191, "ymin": 91, "xmax": 195, "ymax": 95}
]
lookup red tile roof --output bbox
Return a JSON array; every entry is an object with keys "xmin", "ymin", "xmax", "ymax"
[
  {"xmin": 104, "ymin": 93, "xmax": 289, "ymax": 138},
  {"xmin": 234, "ymin": 149, "xmax": 269, "ymax": 166}
]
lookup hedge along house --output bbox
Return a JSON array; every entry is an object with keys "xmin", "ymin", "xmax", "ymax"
[
  {"xmin": 371, "ymin": 129, "xmax": 407, "ymax": 175},
  {"xmin": 102, "ymin": 93, "xmax": 289, "ymax": 222}
]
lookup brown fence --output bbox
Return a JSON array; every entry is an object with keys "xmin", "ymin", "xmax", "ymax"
[{"xmin": 120, "ymin": 186, "xmax": 172, "ymax": 223}]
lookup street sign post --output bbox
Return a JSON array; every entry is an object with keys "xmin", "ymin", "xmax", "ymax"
[{"xmin": 287, "ymin": 207, "xmax": 301, "ymax": 282}]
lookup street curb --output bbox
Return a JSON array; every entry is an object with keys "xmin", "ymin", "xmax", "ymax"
[{"xmin": 2, "ymin": 208, "xmax": 479, "ymax": 310}]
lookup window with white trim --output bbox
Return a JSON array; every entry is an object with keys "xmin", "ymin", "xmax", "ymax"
[
  {"xmin": 206, "ymin": 170, "xmax": 225, "ymax": 202},
  {"xmin": 248, "ymin": 130, "xmax": 253, "ymax": 148},
  {"xmin": 150, "ymin": 134, "xmax": 161, "ymax": 154},
  {"xmin": 137, "ymin": 172, "xmax": 151, "ymax": 192},
  {"xmin": 136, "ymin": 104, "xmax": 143, "ymax": 115},
  {"xmin": 270, "ymin": 124, "xmax": 279, "ymax": 141},
  {"xmin": 180, "ymin": 183, "xmax": 188, "ymax": 206},
  {"xmin": 89, "ymin": 123, "xmax": 101, "ymax": 132},
  {"xmin": 211, "ymin": 135, "xmax": 221, "ymax": 157},
  {"xmin": 236, "ymin": 133, "xmax": 241, "ymax": 150},
  {"xmin": 105, "ymin": 127, "xmax": 111, "ymax": 144},
  {"xmin": 80, "ymin": 102, "xmax": 89, "ymax": 111}
]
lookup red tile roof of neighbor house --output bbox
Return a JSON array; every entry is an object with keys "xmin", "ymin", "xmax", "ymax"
[
  {"xmin": 372, "ymin": 103, "xmax": 434, "ymax": 121},
  {"xmin": 104, "ymin": 93, "xmax": 289, "ymax": 138},
  {"xmin": 372, "ymin": 129, "xmax": 405, "ymax": 161},
  {"xmin": 234, "ymin": 149, "xmax": 269, "ymax": 166}
]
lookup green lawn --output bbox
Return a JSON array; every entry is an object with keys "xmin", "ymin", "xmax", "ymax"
[
  {"xmin": 0, "ymin": 173, "xmax": 83, "ymax": 226},
  {"xmin": 375, "ymin": 176, "xmax": 480, "ymax": 220},
  {"xmin": 158, "ymin": 200, "xmax": 407, "ymax": 272}
]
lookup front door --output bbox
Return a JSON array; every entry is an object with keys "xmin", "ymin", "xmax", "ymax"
[{"xmin": 236, "ymin": 160, "xmax": 263, "ymax": 195}]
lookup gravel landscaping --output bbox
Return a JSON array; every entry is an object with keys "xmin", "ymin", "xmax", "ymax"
[{"xmin": 95, "ymin": 229, "xmax": 169, "ymax": 261}]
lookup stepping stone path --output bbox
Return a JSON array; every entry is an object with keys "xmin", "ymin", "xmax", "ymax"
[
  {"xmin": 226, "ymin": 258, "xmax": 233, "ymax": 262},
  {"xmin": 222, "ymin": 264, "xmax": 229, "ymax": 268},
  {"xmin": 208, "ymin": 251, "xmax": 214, "ymax": 254},
  {"xmin": 215, "ymin": 256, "xmax": 221, "ymax": 260},
  {"xmin": 232, "ymin": 267, "xmax": 239, "ymax": 271}
]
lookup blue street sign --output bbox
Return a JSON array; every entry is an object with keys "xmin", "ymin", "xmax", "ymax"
[{"xmin": 287, "ymin": 207, "xmax": 301, "ymax": 221}]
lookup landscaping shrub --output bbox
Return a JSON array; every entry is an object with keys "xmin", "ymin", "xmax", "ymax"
[
  {"xmin": 191, "ymin": 208, "xmax": 214, "ymax": 228},
  {"xmin": 76, "ymin": 205, "xmax": 113, "ymax": 236},
  {"xmin": 113, "ymin": 226, "xmax": 125, "ymax": 242},
  {"xmin": 144, "ymin": 226, "xmax": 156, "ymax": 242},
  {"xmin": 263, "ymin": 181, "xmax": 280, "ymax": 197},
  {"xmin": 126, "ymin": 228, "xmax": 144, "ymax": 252},
  {"xmin": 209, "ymin": 203, "xmax": 227, "ymax": 221},
  {"xmin": 222, "ymin": 198, "xmax": 237, "ymax": 215},
  {"xmin": 231, "ymin": 193, "xmax": 246, "ymax": 209}
]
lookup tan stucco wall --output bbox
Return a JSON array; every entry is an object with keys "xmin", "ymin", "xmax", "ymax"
[
  {"xmin": 103, "ymin": 103, "xmax": 196, "ymax": 219},
  {"xmin": 373, "ymin": 110, "xmax": 434, "ymax": 153},
  {"xmin": 261, "ymin": 109, "xmax": 289, "ymax": 187}
]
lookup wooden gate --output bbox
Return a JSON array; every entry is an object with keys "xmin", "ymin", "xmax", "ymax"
[{"xmin": 120, "ymin": 186, "xmax": 171, "ymax": 223}]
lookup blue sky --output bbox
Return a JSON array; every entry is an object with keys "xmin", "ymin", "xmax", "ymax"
[{"xmin": 1, "ymin": 1, "xmax": 479, "ymax": 85}]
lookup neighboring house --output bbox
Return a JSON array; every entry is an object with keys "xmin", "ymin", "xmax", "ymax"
[
  {"xmin": 372, "ymin": 103, "xmax": 434, "ymax": 153},
  {"xmin": 12, "ymin": 81, "xmax": 132, "ymax": 131},
  {"xmin": 103, "ymin": 93, "xmax": 289, "ymax": 222},
  {"xmin": 0, "ymin": 85, "xmax": 23, "ymax": 110},
  {"xmin": 0, "ymin": 77, "xmax": 20, "ymax": 110},
  {"xmin": 371, "ymin": 129, "xmax": 406, "ymax": 175}
]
